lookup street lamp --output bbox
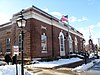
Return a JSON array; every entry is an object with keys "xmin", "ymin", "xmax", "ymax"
[
  {"xmin": 16, "ymin": 9, "xmax": 26, "ymax": 75},
  {"xmin": 82, "ymin": 39, "xmax": 87, "ymax": 64},
  {"xmin": 83, "ymin": 39, "xmax": 85, "ymax": 51}
]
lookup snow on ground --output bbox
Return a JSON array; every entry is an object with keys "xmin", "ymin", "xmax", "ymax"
[
  {"xmin": 26, "ymin": 57, "xmax": 82, "ymax": 68},
  {"xmin": 72, "ymin": 59, "xmax": 100, "ymax": 73},
  {"xmin": 0, "ymin": 57, "xmax": 82, "ymax": 75},
  {"xmin": 0, "ymin": 52, "xmax": 99, "ymax": 75},
  {"xmin": 0, "ymin": 65, "xmax": 33, "ymax": 75}
]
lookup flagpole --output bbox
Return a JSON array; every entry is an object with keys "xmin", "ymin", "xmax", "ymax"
[
  {"xmin": 61, "ymin": 15, "xmax": 70, "ymax": 58},
  {"xmin": 67, "ymin": 21, "xmax": 70, "ymax": 58}
]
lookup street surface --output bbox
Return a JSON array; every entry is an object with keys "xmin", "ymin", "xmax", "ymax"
[
  {"xmin": 26, "ymin": 67, "xmax": 77, "ymax": 75},
  {"xmin": 78, "ymin": 62, "xmax": 100, "ymax": 75}
]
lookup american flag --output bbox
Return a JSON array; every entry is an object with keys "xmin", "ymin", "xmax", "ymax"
[{"xmin": 61, "ymin": 15, "xmax": 68, "ymax": 22}]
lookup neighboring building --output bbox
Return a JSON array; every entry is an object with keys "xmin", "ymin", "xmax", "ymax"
[
  {"xmin": 0, "ymin": 6, "xmax": 84, "ymax": 62},
  {"xmin": 98, "ymin": 38, "xmax": 100, "ymax": 48}
]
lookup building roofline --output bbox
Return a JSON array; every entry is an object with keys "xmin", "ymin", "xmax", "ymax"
[
  {"xmin": 13, "ymin": 5, "xmax": 59, "ymax": 22},
  {"xmin": 0, "ymin": 22, "xmax": 12, "ymax": 31},
  {"xmin": 7, "ymin": 6, "xmax": 83, "ymax": 36},
  {"xmin": 0, "ymin": 22, "xmax": 11, "ymax": 27}
]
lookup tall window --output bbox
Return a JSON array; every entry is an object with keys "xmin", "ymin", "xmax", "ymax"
[
  {"xmin": 0, "ymin": 43, "xmax": 2, "ymax": 52},
  {"xmin": 59, "ymin": 32, "xmax": 65, "ymax": 51},
  {"xmin": 69, "ymin": 34, "xmax": 73, "ymax": 53},
  {"xmin": 75, "ymin": 37, "xmax": 78, "ymax": 53},
  {"xmin": 41, "ymin": 33, "xmax": 47, "ymax": 53},
  {"xmin": 18, "ymin": 34, "xmax": 22, "ymax": 52},
  {"xmin": 6, "ymin": 38, "xmax": 11, "ymax": 52},
  {"xmin": 60, "ymin": 35, "xmax": 64, "ymax": 51}
]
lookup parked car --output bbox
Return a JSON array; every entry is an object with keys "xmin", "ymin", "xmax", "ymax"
[
  {"xmin": 0, "ymin": 61, "xmax": 7, "ymax": 66},
  {"xmin": 30, "ymin": 60, "xmax": 39, "ymax": 64}
]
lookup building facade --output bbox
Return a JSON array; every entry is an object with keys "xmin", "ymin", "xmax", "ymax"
[{"xmin": 0, "ymin": 6, "xmax": 84, "ymax": 61}]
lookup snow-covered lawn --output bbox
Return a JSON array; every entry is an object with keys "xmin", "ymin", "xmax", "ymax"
[
  {"xmin": 0, "ymin": 57, "xmax": 82, "ymax": 75},
  {"xmin": 26, "ymin": 57, "xmax": 82, "ymax": 68},
  {"xmin": 0, "ymin": 65, "xmax": 33, "ymax": 75}
]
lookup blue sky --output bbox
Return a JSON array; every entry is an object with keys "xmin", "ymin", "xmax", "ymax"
[{"xmin": 0, "ymin": 0, "xmax": 100, "ymax": 45}]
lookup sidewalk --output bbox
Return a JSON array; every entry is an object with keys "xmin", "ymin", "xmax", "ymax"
[{"xmin": 25, "ymin": 57, "xmax": 83, "ymax": 69}]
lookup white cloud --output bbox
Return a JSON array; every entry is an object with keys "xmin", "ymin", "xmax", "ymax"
[
  {"xmin": 78, "ymin": 17, "xmax": 88, "ymax": 22},
  {"xmin": 0, "ymin": 13, "xmax": 10, "ymax": 25},
  {"xmin": 77, "ymin": 27, "xmax": 89, "ymax": 44},
  {"xmin": 43, "ymin": 8, "xmax": 88, "ymax": 23},
  {"xmin": 50, "ymin": 12, "xmax": 62, "ymax": 17},
  {"xmin": 88, "ymin": 25, "xmax": 95, "ymax": 38},
  {"xmin": 77, "ymin": 27, "xmax": 98, "ymax": 45},
  {"xmin": 43, "ymin": 8, "xmax": 49, "ymax": 12},
  {"xmin": 89, "ymin": 25, "xmax": 95, "ymax": 29},
  {"xmin": 69, "ymin": 16, "xmax": 88, "ymax": 23},
  {"xmin": 96, "ymin": 22, "xmax": 100, "ymax": 27},
  {"xmin": 43, "ymin": 8, "xmax": 62, "ymax": 17},
  {"xmin": 88, "ymin": 0, "xmax": 94, "ymax": 5},
  {"xmin": 69, "ymin": 16, "xmax": 77, "ymax": 22}
]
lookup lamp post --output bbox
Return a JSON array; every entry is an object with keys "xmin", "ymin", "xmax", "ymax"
[
  {"xmin": 83, "ymin": 39, "xmax": 85, "ymax": 51},
  {"xmin": 83, "ymin": 39, "xmax": 87, "ymax": 64},
  {"xmin": 16, "ymin": 9, "xmax": 26, "ymax": 75}
]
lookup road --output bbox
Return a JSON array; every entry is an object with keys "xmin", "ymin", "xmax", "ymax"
[
  {"xmin": 26, "ymin": 67, "xmax": 78, "ymax": 75},
  {"xmin": 25, "ymin": 61, "xmax": 100, "ymax": 75},
  {"xmin": 35, "ymin": 69, "xmax": 74, "ymax": 75},
  {"xmin": 78, "ymin": 62, "xmax": 100, "ymax": 75}
]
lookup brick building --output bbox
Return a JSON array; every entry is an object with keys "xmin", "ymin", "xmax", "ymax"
[{"xmin": 0, "ymin": 6, "xmax": 84, "ymax": 61}]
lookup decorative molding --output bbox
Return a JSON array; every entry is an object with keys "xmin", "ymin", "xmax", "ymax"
[
  {"xmin": 11, "ymin": 8, "xmax": 83, "ymax": 38},
  {"xmin": 41, "ymin": 26, "xmax": 47, "ymax": 30}
]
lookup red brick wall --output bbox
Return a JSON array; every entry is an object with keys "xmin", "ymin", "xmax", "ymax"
[
  {"xmin": 29, "ymin": 18, "xmax": 84, "ymax": 59},
  {"xmin": 30, "ymin": 19, "xmax": 52, "ymax": 58},
  {"xmin": 0, "ymin": 18, "xmax": 84, "ymax": 60}
]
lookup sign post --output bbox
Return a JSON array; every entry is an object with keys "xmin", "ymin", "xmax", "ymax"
[{"xmin": 13, "ymin": 46, "xmax": 19, "ymax": 75}]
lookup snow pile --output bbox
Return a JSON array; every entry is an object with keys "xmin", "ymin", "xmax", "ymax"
[
  {"xmin": 93, "ymin": 59, "xmax": 100, "ymax": 63},
  {"xmin": 72, "ymin": 62, "xmax": 94, "ymax": 72},
  {"xmin": 98, "ymin": 52, "xmax": 100, "ymax": 56},
  {"xmin": 26, "ymin": 58, "xmax": 82, "ymax": 68},
  {"xmin": 0, "ymin": 65, "xmax": 33, "ymax": 75},
  {"xmin": 72, "ymin": 59, "xmax": 100, "ymax": 73},
  {"xmin": 0, "ymin": 57, "xmax": 83, "ymax": 75},
  {"xmin": 89, "ymin": 52, "xmax": 95, "ymax": 58}
]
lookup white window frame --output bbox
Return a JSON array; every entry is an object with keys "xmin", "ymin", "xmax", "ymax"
[
  {"xmin": 41, "ymin": 33, "xmax": 47, "ymax": 53},
  {"xmin": 59, "ymin": 32, "xmax": 65, "ymax": 52},
  {"xmin": 75, "ymin": 37, "xmax": 78, "ymax": 53},
  {"xmin": 58, "ymin": 31, "xmax": 66, "ymax": 57},
  {"xmin": 69, "ymin": 34, "xmax": 73, "ymax": 53}
]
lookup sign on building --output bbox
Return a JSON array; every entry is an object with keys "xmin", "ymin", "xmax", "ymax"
[{"xmin": 13, "ymin": 46, "xmax": 19, "ymax": 56}]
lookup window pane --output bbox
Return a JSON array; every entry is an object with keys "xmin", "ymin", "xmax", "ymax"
[
  {"xmin": 41, "ymin": 33, "xmax": 47, "ymax": 51},
  {"xmin": 59, "ymin": 34, "xmax": 64, "ymax": 51},
  {"xmin": 6, "ymin": 38, "xmax": 10, "ymax": 52}
]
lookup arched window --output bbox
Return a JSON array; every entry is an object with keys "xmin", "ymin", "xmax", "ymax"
[
  {"xmin": 41, "ymin": 33, "xmax": 47, "ymax": 53},
  {"xmin": 59, "ymin": 32, "xmax": 65, "ymax": 51},
  {"xmin": 75, "ymin": 37, "xmax": 78, "ymax": 53},
  {"xmin": 59, "ymin": 31, "xmax": 65, "ymax": 56},
  {"xmin": 69, "ymin": 34, "xmax": 73, "ymax": 53},
  {"xmin": 6, "ymin": 38, "xmax": 11, "ymax": 52}
]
